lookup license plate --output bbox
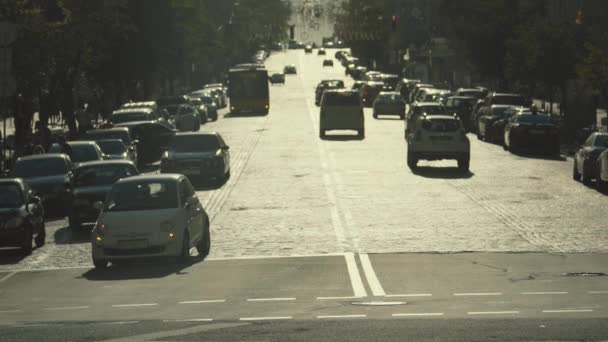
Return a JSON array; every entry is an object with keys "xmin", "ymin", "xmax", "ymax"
[
  {"xmin": 118, "ymin": 239, "xmax": 148, "ymax": 249},
  {"xmin": 182, "ymin": 169, "xmax": 200, "ymax": 175},
  {"xmin": 530, "ymin": 129, "xmax": 544, "ymax": 134}
]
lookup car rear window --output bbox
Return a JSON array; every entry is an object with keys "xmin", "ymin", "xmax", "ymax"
[
  {"xmin": 422, "ymin": 119, "xmax": 461, "ymax": 132},
  {"xmin": 323, "ymin": 92, "xmax": 360, "ymax": 106},
  {"xmin": 110, "ymin": 112, "xmax": 150, "ymax": 124},
  {"xmin": 170, "ymin": 135, "xmax": 220, "ymax": 152},
  {"xmin": 14, "ymin": 158, "xmax": 68, "ymax": 177},
  {"xmin": 70, "ymin": 145, "xmax": 100, "ymax": 163},
  {"xmin": 106, "ymin": 181, "xmax": 177, "ymax": 211},
  {"xmin": 74, "ymin": 164, "xmax": 137, "ymax": 187}
]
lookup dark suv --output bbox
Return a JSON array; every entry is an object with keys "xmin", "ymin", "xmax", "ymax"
[{"xmin": 315, "ymin": 80, "xmax": 345, "ymax": 106}]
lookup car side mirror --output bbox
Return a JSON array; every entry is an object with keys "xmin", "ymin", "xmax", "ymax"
[
  {"xmin": 93, "ymin": 201, "xmax": 104, "ymax": 210},
  {"xmin": 28, "ymin": 196, "xmax": 41, "ymax": 205}
]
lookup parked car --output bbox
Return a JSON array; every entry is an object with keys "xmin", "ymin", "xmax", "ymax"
[
  {"xmin": 573, "ymin": 132, "xmax": 608, "ymax": 185},
  {"xmin": 198, "ymin": 93, "xmax": 219, "ymax": 121},
  {"xmin": 315, "ymin": 80, "xmax": 345, "ymax": 106},
  {"xmin": 95, "ymin": 139, "xmax": 136, "ymax": 163},
  {"xmin": 406, "ymin": 115, "xmax": 470, "ymax": 172},
  {"xmin": 454, "ymin": 88, "xmax": 485, "ymax": 99},
  {"xmin": 476, "ymin": 105, "xmax": 517, "ymax": 142},
  {"xmin": 360, "ymin": 81, "xmax": 386, "ymax": 108},
  {"xmin": 335, "ymin": 50, "xmax": 347, "ymax": 60},
  {"xmin": 351, "ymin": 66, "xmax": 368, "ymax": 80},
  {"xmin": 69, "ymin": 160, "xmax": 139, "ymax": 230},
  {"xmin": 596, "ymin": 149, "xmax": 608, "ymax": 192},
  {"xmin": 90, "ymin": 174, "xmax": 210, "ymax": 268},
  {"xmin": 322, "ymin": 59, "xmax": 334, "ymax": 67},
  {"xmin": 319, "ymin": 89, "xmax": 364, "ymax": 139},
  {"xmin": 160, "ymin": 132, "xmax": 231, "ymax": 184},
  {"xmin": 269, "ymin": 73, "xmax": 286, "ymax": 84},
  {"xmin": 48, "ymin": 141, "xmax": 105, "ymax": 167},
  {"xmin": 363, "ymin": 71, "xmax": 382, "ymax": 82},
  {"xmin": 372, "ymin": 92, "xmax": 406, "ymax": 119},
  {"xmin": 186, "ymin": 97, "xmax": 209, "ymax": 124},
  {"xmin": 284, "ymin": 65, "xmax": 297, "ymax": 74},
  {"xmin": 304, "ymin": 45, "xmax": 313, "ymax": 53},
  {"xmin": 352, "ymin": 81, "xmax": 366, "ymax": 91},
  {"xmin": 317, "ymin": 48, "xmax": 326, "ymax": 55},
  {"xmin": 163, "ymin": 104, "xmax": 201, "ymax": 132},
  {"xmin": 408, "ymin": 83, "xmax": 434, "ymax": 104},
  {"xmin": 84, "ymin": 128, "xmax": 139, "ymax": 165},
  {"xmin": 379, "ymin": 74, "xmax": 400, "ymax": 91},
  {"xmin": 0, "ymin": 178, "xmax": 45, "ymax": 254},
  {"xmin": 503, "ymin": 108, "xmax": 559, "ymax": 155},
  {"xmin": 11, "ymin": 154, "xmax": 74, "ymax": 215},
  {"xmin": 395, "ymin": 79, "xmax": 421, "ymax": 100},
  {"xmin": 405, "ymin": 102, "xmax": 447, "ymax": 138},
  {"xmin": 444, "ymin": 96, "xmax": 478, "ymax": 132},
  {"xmin": 202, "ymin": 84, "xmax": 228, "ymax": 108},
  {"xmin": 109, "ymin": 108, "xmax": 160, "ymax": 125}
]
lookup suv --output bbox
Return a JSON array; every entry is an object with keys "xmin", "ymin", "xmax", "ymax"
[
  {"xmin": 315, "ymin": 80, "xmax": 345, "ymax": 106},
  {"xmin": 406, "ymin": 115, "xmax": 470, "ymax": 172},
  {"xmin": 319, "ymin": 90, "xmax": 364, "ymax": 139}
]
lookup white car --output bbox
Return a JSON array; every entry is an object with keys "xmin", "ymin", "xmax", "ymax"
[
  {"xmin": 406, "ymin": 115, "xmax": 470, "ymax": 171},
  {"xmin": 91, "ymin": 174, "xmax": 210, "ymax": 268},
  {"xmin": 596, "ymin": 149, "xmax": 608, "ymax": 192},
  {"xmin": 164, "ymin": 104, "xmax": 201, "ymax": 132}
]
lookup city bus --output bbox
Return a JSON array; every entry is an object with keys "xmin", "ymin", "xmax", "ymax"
[{"xmin": 228, "ymin": 64, "xmax": 269, "ymax": 115}]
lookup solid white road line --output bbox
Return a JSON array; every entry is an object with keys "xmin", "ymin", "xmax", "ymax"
[
  {"xmin": 467, "ymin": 311, "xmax": 519, "ymax": 315},
  {"xmin": 522, "ymin": 292, "xmax": 568, "ymax": 295},
  {"xmin": 43, "ymin": 306, "xmax": 89, "ymax": 311},
  {"xmin": 0, "ymin": 271, "xmax": 17, "ymax": 283},
  {"xmin": 453, "ymin": 292, "xmax": 502, "ymax": 296},
  {"xmin": 163, "ymin": 319, "xmax": 213, "ymax": 323},
  {"xmin": 0, "ymin": 310, "xmax": 22, "ymax": 313},
  {"xmin": 316, "ymin": 296, "xmax": 364, "ymax": 300},
  {"xmin": 392, "ymin": 313, "xmax": 444, "ymax": 317},
  {"xmin": 542, "ymin": 309, "xmax": 593, "ymax": 313},
  {"xmin": 239, "ymin": 316, "xmax": 292, "ymax": 321},
  {"xmin": 317, "ymin": 314, "xmax": 367, "ymax": 319},
  {"xmin": 344, "ymin": 252, "xmax": 367, "ymax": 298},
  {"xmin": 112, "ymin": 303, "xmax": 158, "ymax": 308},
  {"xmin": 588, "ymin": 291, "xmax": 608, "ymax": 294},
  {"xmin": 386, "ymin": 294, "xmax": 432, "ymax": 298},
  {"xmin": 359, "ymin": 253, "xmax": 386, "ymax": 297},
  {"xmin": 103, "ymin": 321, "xmax": 140, "ymax": 325},
  {"xmin": 246, "ymin": 298, "xmax": 296, "ymax": 302},
  {"xmin": 179, "ymin": 300, "xmax": 226, "ymax": 304},
  {"xmin": 207, "ymin": 252, "xmax": 346, "ymax": 261}
]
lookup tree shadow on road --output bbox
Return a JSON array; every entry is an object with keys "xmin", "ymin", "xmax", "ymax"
[
  {"xmin": 190, "ymin": 178, "xmax": 226, "ymax": 192},
  {"xmin": 412, "ymin": 166, "xmax": 475, "ymax": 179},
  {"xmin": 509, "ymin": 150, "xmax": 567, "ymax": 161},
  {"xmin": 223, "ymin": 111, "xmax": 268, "ymax": 118},
  {"xmin": 79, "ymin": 256, "xmax": 205, "ymax": 281}
]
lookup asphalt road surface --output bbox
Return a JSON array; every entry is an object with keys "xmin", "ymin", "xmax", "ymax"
[{"xmin": 0, "ymin": 49, "xmax": 607, "ymax": 341}]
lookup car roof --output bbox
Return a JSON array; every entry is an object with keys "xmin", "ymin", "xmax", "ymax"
[
  {"xmin": 174, "ymin": 131, "xmax": 220, "ymax": 137},
  {"xmin": 491, "ymin": 92, "xmax": 524, "ymax": 97},
  {"xmin": 96, "ymin": 139, "xmax": 125, "ymax": 143},
  {"xmin": 413, "ymin": 102, "xmax": 444, "ymax": 107},
  {"xmin": 87, "ymin": 127, "xmax": 130, "ymax": 133},
  {"xmin": 365, "ymin": 81, "xmax": 385, "ymax": 86},
  {"xmin": 324, "ymin": 89, "xmax": 358, "ymax": 94},
  {"xmin": 491, "ymin": 104, "xmax": 517, "ymax": 109},
  {"xmin": 112, "ymin": 108, "xmax": 154, "ymax": 115},
  {"xmin": 115, "ymin": 174, "xmax": 182, "ymax": 185},
  {"xmin": 121, "ymin": 101, "xmax": 157, "ymax": 108},
  {"xmin": 379, "ymin": 91, "xmax": 401, "ymax": 96},
  {"xmin": 457, "ymin": 88, "xmax": 483, "ymax": 92},
  {"xmin": 17, "ymin": 153, "xmax": 68, "ymax": 161},
  {"xmin": 424, "ymin": 115, "xmax": 460, "ymax": 120},
  {"xmin": 68, "ymin": 141, "xmax": 98, "ymax": 147},
  {"xmin": 75, "ymin": 160, "xmax": 136, "ymax": 169},
  {"xmin": 0, "ymin": 178, "xmax": 25, "ymax": 187},
  {"xmin": 448, "ymin": 96, "xmax": 476, "ymax": 99}
]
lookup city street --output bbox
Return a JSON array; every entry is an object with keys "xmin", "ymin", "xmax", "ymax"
[{"xmin": 0, "ymin": 49, "xmax": 607, "ymax": 340}]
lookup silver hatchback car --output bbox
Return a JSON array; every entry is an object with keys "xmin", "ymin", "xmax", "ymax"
[{"xmin": 91, "ymin": 174, "xmax": 210, "ymax": 268}]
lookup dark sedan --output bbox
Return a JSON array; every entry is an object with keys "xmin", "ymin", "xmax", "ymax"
[
  {"xmin": 359, "ymin": 81, "xmax": 385, "ymax": 108},
  {"xmin": 69, "ymin": 160, "xmax": 138, "ymax": 229},
  {"xmin": 503, "ymin": 109, "xmax": 559, "ymax": 155},
  {"xmin": 573, "ymin": 132, "xmax": 608, "ymax": 185},
  {"xmin": 315, "ymin": 80, "xmax": 345, "ymax": 106},
  {"xmin": 284, "ymin": 65, "xmax": 297, "ymax": 74},
  {"xmin": 48, "ymin": 141, "xmax": 105, "ymax": 167},
  {"xmin": 444, "ymin": 96, "xmax": 477, "ymax": 132},
  {"xmin": 84, "ymin": 128, "xmax": 139, "ymax": 165},
  {"xmin": 115, "ymin": 120, "xmax": 177, "ymax": 164},
  {"xmin": 96, "ymin": 139, "xmax": 136, "ymax": 163},
  {"xmin": 0, "ymin": 179, "xmax": 45, "ymax": 254},
  {"xmin": 477, "ymin": 105, "xmax": 517, "ymax": 142},
  {"xmin": 160, "ymin": 132, "xmax": 231, "ymax": 185},
  {"xmin": 11, "ymin": 154, "xmax": 74, "ymax": 215}
]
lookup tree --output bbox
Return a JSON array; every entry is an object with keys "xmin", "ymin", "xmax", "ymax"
[{"xmin": 578, "ymin": 36, "xmax": 608, "ymax": 107}]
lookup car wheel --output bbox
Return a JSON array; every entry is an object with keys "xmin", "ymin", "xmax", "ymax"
[
  {"xmin": 35, "ymin": 221, "xmax": 46, "ymax": 248},
  {"xmin": 458, "ymin": 155, "xmax": 470, "ymax": 172},
  {"xmin": 22, "ymin": 224, "xmax": 33, "ymax": 255},
  {"xmin": 193, "ymin": 121, "xmax": 201, "ymax": 132},
  {"xmin": 357, "ymin": 128, "xmax": 365, "ymax": 139},
  {"xmin": 196, "ymin": 225, "xmax": 211, "ymax": 257},
  {"xmin": 597, "ymin": 171, "xmax": 608, "ymax": 193},
  {"xmin": 407, "ymin": 153, "xmax": 418, "ymax": 171},
  {"xmin": 179, "ymin": 232, "xmax": 191, "ymax": 262},
  {"xmin": 573, "ymin": 160, "xmax": 580, "ymax": 181},
  {"xmin": 93, "ymin": 258, "xmax": 108, "ymax": 269},
  {"xmin": 582, "ymin": 168, "xmax": 592, "ymax": 186}
]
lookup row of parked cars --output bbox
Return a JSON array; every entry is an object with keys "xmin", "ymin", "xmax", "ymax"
[{"xmin": 0, "ymin": 84, "xmax": 233, "ymax": 264}]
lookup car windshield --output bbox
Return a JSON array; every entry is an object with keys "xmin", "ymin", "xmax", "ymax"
[
  {"xmin": 323, "ymin": 92, "xmax": 360, "ymax": 106},
  {"xmin": 163, "ymin": 105, "xmax": 182, "ymax": 116},
  {"xmin": 0, "ymin": 184, "xmax": 23, "ymax": 207},
  {"xmin": 13, "ymin": 158, "xmax": 67, "ymax": 178},
  {"xmin": 170, "ymin": 135, "xmax": 220, "ymax": 152},
  {"xmin": 96, "ymin": 140, "xmax": 126, "ymax": 155},
  {"xmin": 594, "ymin": 135, "xmax": 608, "ymax": 147},
  {"xmin": 74, "ymin": 164, "xmax": 136, "ymax": 187},
  {"xmin": 105, "ymin": 181, "xmax": 177, "ymax": 211},
  {"xmin": 516, "ymin": 114, "xmax": 552, "ymax": 124},
  {"xmin": 422, "ymin": 118, "xmax": 461, "ymax": 132},
  {"xmin": 71, "ymin": 145, "xmax": 100, "ymax": 163}
]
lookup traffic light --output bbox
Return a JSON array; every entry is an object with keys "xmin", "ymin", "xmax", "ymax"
[{"xmin": 391, "ymin": 15, "xmax": 397, "ymax": 32}]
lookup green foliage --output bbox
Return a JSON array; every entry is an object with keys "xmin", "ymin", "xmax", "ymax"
[{"xmin": 578, "ymin": 35, "xmax": 608, "ymax": 103}]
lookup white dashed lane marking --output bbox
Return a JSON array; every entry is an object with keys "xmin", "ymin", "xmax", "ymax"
[
  {"xmin": 178, "ymin": 300, "xmax": 226, "ymax": 304},
  {"xmin": 542, "ymin": 309, "xmax": 593, "ymax": 313},
  {"xmin": 467, "ymin": 311, "xmax": 519, "ymax": 315},
  {"xmin": 246, "ymin": 298, "xmax": 296, "ymax": 302},
  {"xmin": 522, "ymin": 292, "xmax": 568, "ymax": 295},
  {"xmin": 43, "ymin": 306, "xmax": 89, "ymax": 311},
  {"xmin": 588, "ymin": 291, "xmax": 608, "ymax": 294},
  {"xmin": 111, "ymin": 303, "xmax": 158, "ymax": 308},
  {"xmin": 392, "ymin": 313, "xmax": 444, "ymax": 317},
  {"xmin": 386, "ymin": 294, "xmax": 432, "ymax": 298},
  {"xmin": 239, "ymin": 316, "xmax": 292, "ymax": 321},
  {"xmin": 317, "ymin": 314, "xmax": 367, "ymax": 319},
  {"xmin": 454, "ymin": 292, "xmax": 502, "ymax": 296}
]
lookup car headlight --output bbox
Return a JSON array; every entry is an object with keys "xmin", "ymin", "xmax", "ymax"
[{"xmin": 5, "ymin": 217, "xmax": 24, "ymax": 230}]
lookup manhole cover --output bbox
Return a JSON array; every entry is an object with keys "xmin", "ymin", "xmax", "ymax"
[{"xmin": 351, "ymin": 301, "xmax": 406, "ymax": 306}]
